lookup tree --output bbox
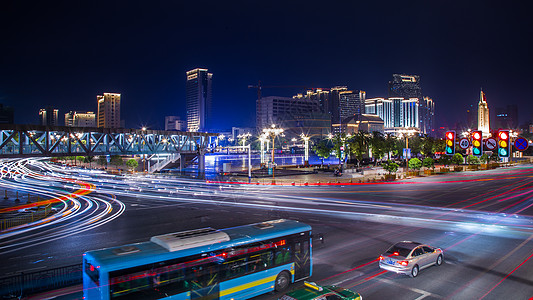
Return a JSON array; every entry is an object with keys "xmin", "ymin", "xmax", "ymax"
[
  {"xmin": 383, "ymin": 133, "xmax": 397, "ymax": 160},
  {"xmin": 422, "ymin": 157, "xmax": 435, "ymax": 169},
  {"xmin": 97, "ymin": 156, "xmax": 108, "ymax": 167},
  {"xmin": 110, "ymin": 155, "xmax": 124, "ymax": 168},
  {"xmin": 313, "ymin": 140, "xmax": 332, "ymax": 167},
  {"xmin": 349, "ymin": 131, "xmax": 370, "ymax": 166},
  {"xmin": 420, "ymin": 135, "xmax": 436, "ymax": 157},
  {"xmin": 408, "ymin": 158, "xmax": 422, "ymax": 170},
  {"xmin": 451, "ymin": 153, "xmax": 463, "ymax": 165},
  {"xmin": 76, "ymin": 156, "xmax": 85, "ymax": 164},
  {"xmin": 467, "ymin": 155, "xmax": 481, "ymax": 165},
  {"xmin": 84, "ymin": 155, "xmax": 95, "ymax": 168},
  {"xmin": 369, "ymin": 131, "xmax": 385, "ymax": 165},
  {"xmin": 480, "ymin": 153, "xmax": 490, "ymax": 164},
  {"xmin": 383, "ymin": 161, "xmax": 399, "ymax": 174},
  {"xmin": 126, "ymin": 159, "xmax": 139, "ymax": 171}
]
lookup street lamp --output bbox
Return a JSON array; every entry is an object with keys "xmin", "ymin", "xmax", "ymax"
[
  {"xmin": 301, "ymin": 134, "xmax": 310, "ymax": 166},
  {"xmin": 263, "ymin": 124, "xmax": 284, "ymax": 182},
  {"xmin": 259, "ymin": 133, "xmax": 268, "ymax": 167},
  {"xmin": 237, "ymin": 132, "xmax": 252, "ymax": 151}
]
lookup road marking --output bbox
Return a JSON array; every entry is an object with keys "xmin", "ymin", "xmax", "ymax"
[{"xmin": 376, "ymin": 277, "xmax": 444, "ymax": 299}]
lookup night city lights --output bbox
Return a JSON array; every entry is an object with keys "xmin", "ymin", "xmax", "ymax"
[{"xmin": 1, "ymin": 2, "xmax": 533, "ymax": 300}]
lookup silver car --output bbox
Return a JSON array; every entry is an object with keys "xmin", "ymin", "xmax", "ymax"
[{"xmin": 379, "ymin": 241, "xmax": 443, "ymax": 277}]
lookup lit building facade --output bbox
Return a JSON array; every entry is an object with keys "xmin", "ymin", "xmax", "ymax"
[
  {"xmin": 165, "ymin": 116, "xmax": 186, "ymax": 131},
  {"xmin": 387, "ymin": 74, "xmax": 434, "ymax": 135},
  {"xmin": 256, "ymin": 95, "xmax": 329, "ymax": 138},
  {"xmin": 39, "ymin": 107, "xmax": 58, "ymax": 126},
  {"xmin": 332, "ymin": 114, "xmax": 384, "ymax": 134},
  {"xmin": 365, "ymin": 97, "xmax": 432, "ymax": 136},
  {"xmin": 186, "ymin": 68, "xmax": 212, "ymax": 132},
  {"xmin": 477, "ymin": 89, "xmax": 490, "ymax": 138},
  {"xmin": 65, "ymin": 111, "xmax": 96, "ymax": 127},
  {"xmin": 97, "ymin": 93, "xmax": 121, "ymax": 128},
  {"xmin": 329, "ymin": 87, "xmax": 366, "ymax": 125}
]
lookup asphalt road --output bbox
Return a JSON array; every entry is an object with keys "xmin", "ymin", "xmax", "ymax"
[{"xmin": 1, "ymin": 159, "xmax": 533, "ymax": 299}]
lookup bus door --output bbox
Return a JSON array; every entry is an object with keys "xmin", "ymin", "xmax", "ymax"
[
  {"xmin": 293, "ymin": 236, "xmax": 311, "ymax": 280},
  {"xmin": 189, "ymin": 264, "xmax": 219, "ymax": 300}
]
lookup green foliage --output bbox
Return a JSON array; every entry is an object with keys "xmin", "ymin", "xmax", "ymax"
[
  {"xmin": 76, "ymin": 156, "xmax": 85, "ymax": 162},
  {"xmin": 451, "ymin": 153, "xmax": 464, "ymax": 165},
  {"xmin": 313, "ymin": 140, "xmax": 332, "ymax": 160},
  {"xmin": 422, "ymin": 157, "xmax": 435, "ymax": 169},
  {"xmin": 438, "ymin": 155, "xmax": 451, "ymax": 166},
  {"xmin": 97, "ymin": 156, "xmax": 107, "ymax": 166},
  {"xmin": 383, "ymin": 161, "xmax": 399, "ymax": 174},
  {"xmin": 420, "ymin": 135, "xmax": 436, "ymax": 157},
  {"xmin": 84, "ymin": 156, "xmax": 95, "ymax": 164},
  {"xmin": 467, "ymin": 155, "xmax": 481, "ymax": 165},
  {"xmin": 348, "ymin": 131, "xmax": 370, "ymax": 163},
  {"xmin": 110, "ymin": 155, "xmax": 124, "ymax": 167},
  {"xmin": 408, "ymin": 158, "xmax": 422, "ymax": 170},
  {"xmin": 480, "ymin": 153, "xmax": 489, "ymax": 164},
  {"xmin": 126, "ymin": 158, "xmax": 139, "ymax": 171},
  {"xmin": 369, "ymin": 131, "xmax": 385, "ymax": 163}
]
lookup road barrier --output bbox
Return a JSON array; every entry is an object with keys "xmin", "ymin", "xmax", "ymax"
[
  {"xmin": 0, "ymin": 264, "xmax": 82, "ymax": 298},
  {"xmin": 0, "ymin": 204, "xmax": 52, "ymax": 231}
]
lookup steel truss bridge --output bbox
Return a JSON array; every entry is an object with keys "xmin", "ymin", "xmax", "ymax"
[{"xmin": 0, "ymin": 125, "xmax": 218, "ymax": 173}]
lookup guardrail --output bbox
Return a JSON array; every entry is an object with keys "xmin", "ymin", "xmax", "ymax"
[
  {"xmin": 0, "ymin": 204, "xmax": 52, "ymax": 231},
  {"xmin": 0, "ymin": 264, "xmax": 82, "ymax": 298}
]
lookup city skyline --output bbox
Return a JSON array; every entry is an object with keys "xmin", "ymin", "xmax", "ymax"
[{"xmin": 1, "ymin": 2, "xmax": 531, "ymax": 130}]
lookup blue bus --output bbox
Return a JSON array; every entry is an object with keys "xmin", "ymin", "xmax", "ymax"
[{"xmin": 83, "ymin": 219, "xmax": 312, "ymax": 299}]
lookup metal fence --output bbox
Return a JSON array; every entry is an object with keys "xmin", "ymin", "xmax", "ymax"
[
  {"xmin": 0, "ymin": 204, "xmax": 52, "ymax": 231},
  {"xmin": 0, "ymin": 264, "xmax": 82, "ymax": 298}
]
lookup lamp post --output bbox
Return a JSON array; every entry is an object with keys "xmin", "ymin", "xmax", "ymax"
[
  {"xmin": 259, "ymin": 133, "xmax": 267, "ymax": 167},
  {"xmin": 301, "ymin": 134, "xmax": 310, "ymax": 166},
  {"xmin": 263, "ymin": 124, "xmax": 284, "ymax": 182},
  {"xmin": 141, "ymin": 127, "xmax": 147, "ymax": 172},
  {"xmin": 237, "ymin": 132, "xmax": 251, "ymax": 151}
]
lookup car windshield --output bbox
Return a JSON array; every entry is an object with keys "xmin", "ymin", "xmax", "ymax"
[{"xmin": 385, "ymin": 245, "xmax": 412, "ymax": 258}]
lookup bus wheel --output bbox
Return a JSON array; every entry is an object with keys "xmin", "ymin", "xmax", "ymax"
[{"xmin": 274, "ymin": 271, "xmax": 291, "ymax": 292}]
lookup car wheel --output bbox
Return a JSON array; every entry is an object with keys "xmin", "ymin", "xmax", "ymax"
[
  {"xmin": 410, "ymin": 265, "xmax": 419, "ymax": 278},
  {"xmin": 274, "ymin": 271, "xmax": 291, "ymax": 292},
  {"xmin": 436, "ymin": 254, "xmax": 443, "ymax": 266}
]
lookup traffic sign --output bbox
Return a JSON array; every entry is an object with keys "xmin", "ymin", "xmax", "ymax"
[
  {"xmin": 514, "ymin": 137, "xmax": 529, "ymax": 151},
  {"xmin": 459, "ymin": 138, "xmax": 470, "ymax": 149},
  {"xmin": 485, "ymin": 138, "xmax": 497, "ymax": 150}
]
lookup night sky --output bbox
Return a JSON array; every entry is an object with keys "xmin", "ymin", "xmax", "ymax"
[{"xmin": 1, "ymin": 1, "xmax": 532, "ymax": 131}]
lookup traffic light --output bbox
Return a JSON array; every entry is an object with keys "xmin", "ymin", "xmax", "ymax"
[
  {"xmin": 471, "ymin": 130, "xmax": 483, "ymax": 157},
  {"xmin": 445, "ymin": 131, "xmax": 455, "ymax": 156},
  {"xmin": 498, "ymin": 130, "xmax": 510, "ymax": 158}
]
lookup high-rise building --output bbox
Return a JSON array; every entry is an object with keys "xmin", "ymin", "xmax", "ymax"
[
  {"xmin": 186, "ymin": 68, "xmax": 212, "ymax": 132},
  {"xmin": 365, "ymin": 97, "xmax": 431, "ymax": 136},
  {"xmin": 66, "ymin": 111, "xmax": 96, "ymax": 127},
  {"xmin": 387, "ymin": 74, "xmax": 435, "ymax": 135},
  {"xmin": 256, "ymin": 95, "xmax": 329, "ymax": 137},
  {"xmin": 164, "ymin": 116, "xmax": 186, "ymax": 131},
  {"xmin": 388, "ymin": 74, "xmax": 423, "ymax": 99},
  {"xmin": 477, "ymin": 89, "xmax": 490, "ymax": 138},
  {"xmin": 39, "ymin": 107, "xmax": 58, "ymax": 126},
  {"xmin": 97, "ymin": 93, "xmax": 121, "ymax": 128},
  {"xmin": 329, "ymin": 87, "xmax": 366, "ymax": 130}
]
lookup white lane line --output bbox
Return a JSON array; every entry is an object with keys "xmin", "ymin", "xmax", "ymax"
[{"xmin": 376, "ymin": 278, "xmax": 444, "ymax": 299}]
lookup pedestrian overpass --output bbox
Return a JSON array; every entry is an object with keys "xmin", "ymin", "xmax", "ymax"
[{"xmin": 0, "ymin": 125, "xmax": 218, "ymax": 174}]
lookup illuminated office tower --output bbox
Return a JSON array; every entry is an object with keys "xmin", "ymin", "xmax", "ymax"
[
  {"xmin": 477, "ymin": 89, "xmax": 490, "ymax": 138},
  {"xmin": 97, "ymin": 93, "xmax": 121, "ymax": 128},
  {"xmin": 39, "ymin": 106, "xmax": 59, "ymax": 126},
  {"xmin": 66, "ymin": 111, "xmax": 96, "ymax": 127},
  {"xmin": 186, "ymin": 68, "xmax": 212, "ymax": 132}
]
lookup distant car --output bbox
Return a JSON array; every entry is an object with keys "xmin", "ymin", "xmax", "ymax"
[
  {"xmin": 379, "ymin": 241, "xmax": 443, "ymax": 277},
  {"xmin": 279, "ymin": 281, "xmax": 362, "ymax": 300}
]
